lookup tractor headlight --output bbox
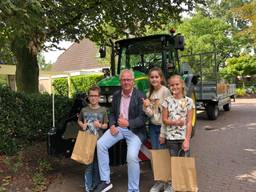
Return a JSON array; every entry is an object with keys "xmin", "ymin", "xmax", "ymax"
[
  {"xmin": 99, "ymin": 95, "xmax": 107, "ymax": 103},
  {"xmin": 107, "ymin": 95, "xmax": 113, "ymax": 103}
]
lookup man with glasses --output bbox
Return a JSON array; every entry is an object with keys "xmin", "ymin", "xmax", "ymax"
[{"xmin": 95, "ymin": 69, "xmax": 147, "ymax": 192}]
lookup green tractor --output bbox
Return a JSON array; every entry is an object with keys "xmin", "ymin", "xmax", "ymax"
[{"xmin": 97, "ymin": 32, "xmax": 198, "ymax": 165}]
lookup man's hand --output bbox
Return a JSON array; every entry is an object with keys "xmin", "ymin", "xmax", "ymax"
[
  {"xmin": 110, "ymin": 125, "xmax": 119, "ymax": 136},
  {"xmin": 118, "ymin": 113, "xmax": 129, "ymax": 128}
]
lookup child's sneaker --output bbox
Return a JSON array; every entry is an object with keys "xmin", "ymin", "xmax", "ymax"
[
  {"xmin": 149, "ymin": 181, "xmax": 164, "ymax": 192},
  {"xmin": 163, "ymin": 183, "xmax": 173, "ymax": 192},
  {"xmin": 94, "ymin": 181, "xmax": 113, "ymax": 192}
]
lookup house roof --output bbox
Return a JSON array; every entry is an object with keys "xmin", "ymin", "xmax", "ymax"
[{"xmin": 51, "ymin": 38, "xmax": 105, "ymax": 72}]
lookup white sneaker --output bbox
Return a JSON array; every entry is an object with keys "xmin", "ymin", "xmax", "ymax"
[
  {"xmin": 163, "ymin": 183, "xmax": 173, "ymax": 192},
  {"xmin": 149, "ymin": 182, "xmax": 164, "ymax": 192}
]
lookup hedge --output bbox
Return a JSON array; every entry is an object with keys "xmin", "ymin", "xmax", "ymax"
[
  {"xmin": 53, "ymin": 73, "xmax": 104, "ymax": 97},
  {"xmin": 0, "ymin": 73, "xmax": 104, "ymax": 155},
  {"xmin": 0, "ymin": 86, "xmax": 73, "ymax": 155}
]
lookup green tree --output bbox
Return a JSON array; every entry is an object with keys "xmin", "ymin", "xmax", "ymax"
[
  {"xmin": 0, "ymin": 29, "xmax": 15, "ymax": 64},
  {"xmin": 231, "ymin": 0, "xmax": 256, "ymax": 48},
  {"xmin": 177, "ymin": 13, "xmax": 232, "ymax": 58},
  {"xmin": 196, "ymin": 0, "xmax": 255, "ymax": 54},
  {"xmin": 0, "ymin": 0, "xmax": 205, "ymax": 93},
  {"xmin": 220, "ymin": 55, "xmax": 256, "ymax": 86}
]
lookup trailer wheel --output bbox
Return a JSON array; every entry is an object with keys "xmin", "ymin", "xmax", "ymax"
[
  {"xmin": 206, "ymin": 103, "xmax": 219, "ymax": 120},
  {"xmin": 223, "ymin": 102, "xmax": 231, "ymax": 111}
]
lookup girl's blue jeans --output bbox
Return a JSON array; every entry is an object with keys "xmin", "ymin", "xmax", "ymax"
[{"xmin": 149, "ymin": 124, "xmax": 165, "ymax": 149}]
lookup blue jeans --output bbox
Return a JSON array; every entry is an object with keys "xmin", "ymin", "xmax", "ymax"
[
  {"xmin": 84, "ymin": 150, "xmax": 100, "ymax": 191},
  {"xmin": 149, "ymin": 124, "xmax": 165, "ymax": 149},
  {"xmin": 97, "ymin": 127, "xmax": 142, "ymax": 192}
]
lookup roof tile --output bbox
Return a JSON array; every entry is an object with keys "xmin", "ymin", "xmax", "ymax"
[{"xmin": 51, "ymin": 39, "xmax": 105, "ymax": 72}]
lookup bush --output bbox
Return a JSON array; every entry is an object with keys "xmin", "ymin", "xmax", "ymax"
[
  {"xmin": 235, "ymin": 88, "xmax": 246, "ymax": 97},
  {"xmin": 53, "ymin": 73, "xmax": 104, "ymax": 97},
  {"xmin": 0, "ymin": 86, "xmax": 73, "ymax": 155},
  {"xmin": 52, "ymin": 77, "xmax": 68, "ymax": 96},
  {"xmin": 252, "ymin": 87, "xmax": 256, "ymax": 94}
]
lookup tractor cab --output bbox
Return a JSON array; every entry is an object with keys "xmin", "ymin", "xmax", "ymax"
[
  {"xmin": 115, "ymin": 34, "xmax": 184, "ymax": 77},
  {"xmin": 97, "ymin": 34, "xmax": 186, "ymax": 105}
]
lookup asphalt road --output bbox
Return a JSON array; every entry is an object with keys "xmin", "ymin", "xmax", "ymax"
[{"xmin": 47, "ymin": 98, "xmax": 256, "ymax": 192}]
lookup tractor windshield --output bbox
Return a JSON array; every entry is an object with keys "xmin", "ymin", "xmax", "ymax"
[
  {"xmin": 120, "ymin": 48, "xmax": 162, "ymax": 74},
  {"xmin": 116, "ymin": 36, "xmax": 178, "ymax": 77}
]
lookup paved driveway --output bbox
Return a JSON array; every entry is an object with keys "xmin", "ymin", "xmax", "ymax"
[{"xmin": 47, "ymin": 99, "xmax": 256, "ymax": 192}]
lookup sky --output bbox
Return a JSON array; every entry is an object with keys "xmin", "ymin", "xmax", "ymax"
[{"xmin": 42, "ymin": 41, "xmax": 73, "ymax": 64}]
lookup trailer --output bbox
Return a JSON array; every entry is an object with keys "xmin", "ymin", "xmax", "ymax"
[{"xmin": 180, "ymin": 52, "xmax": 236, "ymax": 120}]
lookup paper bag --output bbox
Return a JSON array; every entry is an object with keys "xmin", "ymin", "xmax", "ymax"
[
  {"xmin": 150, "ymin": 149, "xmax": 172, "ymax": 182},
  {"xmin": 71, "ymin": 130, "xmax": 97, "ymax": 165},
  {"xmin": 171, "ymin": 157, "xmax": 198, "ymax": 192}
]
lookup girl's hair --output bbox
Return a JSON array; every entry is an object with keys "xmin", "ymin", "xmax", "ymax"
[
  {"xmin": 148, "ymin": 67, "xmax": 166, "ymax": 98},
  {"xmin": 168, "ymin": 74, "xmax": 186, "ymax": 96}
]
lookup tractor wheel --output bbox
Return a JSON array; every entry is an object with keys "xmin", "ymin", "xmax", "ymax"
[
  {"xmin": 223, "ymin": 102, "xmax": 231, "ymax": 111},
  {"xmin": 206, "ymin": 103, "xmax": 219, "ymax": 120}
]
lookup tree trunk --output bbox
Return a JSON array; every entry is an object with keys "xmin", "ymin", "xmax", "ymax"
[{"xmin": 11, "ymin": 40, "xmax": 39, "ymax": 93}]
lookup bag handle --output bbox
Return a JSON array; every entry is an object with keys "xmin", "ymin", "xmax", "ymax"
[{"xmin": 178, "ymin": 148, "xmax": 190, "ymax": 157}]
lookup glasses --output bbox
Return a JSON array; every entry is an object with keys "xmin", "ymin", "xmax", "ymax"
[
  {"xmin": 121, "ymin": 79, "xmax": 133, "ymax": 82},
  {"xmin": 88, "ymin": 95, "xmax": 99, "ymax": 97}
]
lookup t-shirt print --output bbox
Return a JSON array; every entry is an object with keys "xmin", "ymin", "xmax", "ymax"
[
  {"xmin": 162, "ymin": 96, "xmax": 194, "ymax": 140},
  {"xmin": 83, "ymin": 112, "xmax": 104, "ymax": 135}
]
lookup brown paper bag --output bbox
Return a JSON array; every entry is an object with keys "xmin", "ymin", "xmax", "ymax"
[
  {"xmin": 150, "ymin": 149, "xmax": 172, "ymax": 182},
  {"xmin": 171, "ymin": 157, "xmax": 198, "ymax": 192},
  {"xmin": 71, "ymin": 130, "xmax": 97, "ymax": 165}
]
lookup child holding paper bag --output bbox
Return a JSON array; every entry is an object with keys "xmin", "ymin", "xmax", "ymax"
[
  {"xmin": 78, "ymin": 85, "xmax": 108, "ymax": 192},
  {"xmin": 142, "ymin": 67, "xmax": 171, "ymax": 192},
  {"xmin": 159, "ymin": 75, "xmax": 195, "ymax": 192}
]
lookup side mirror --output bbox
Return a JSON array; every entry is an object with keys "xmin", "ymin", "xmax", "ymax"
[
  {"xmin": 174, "ymin": 35, "xmax": 184, "ymax": 51},
  {"xmin": 99, "ymin": 46, "xmax": 106, "ymax": 58}
]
